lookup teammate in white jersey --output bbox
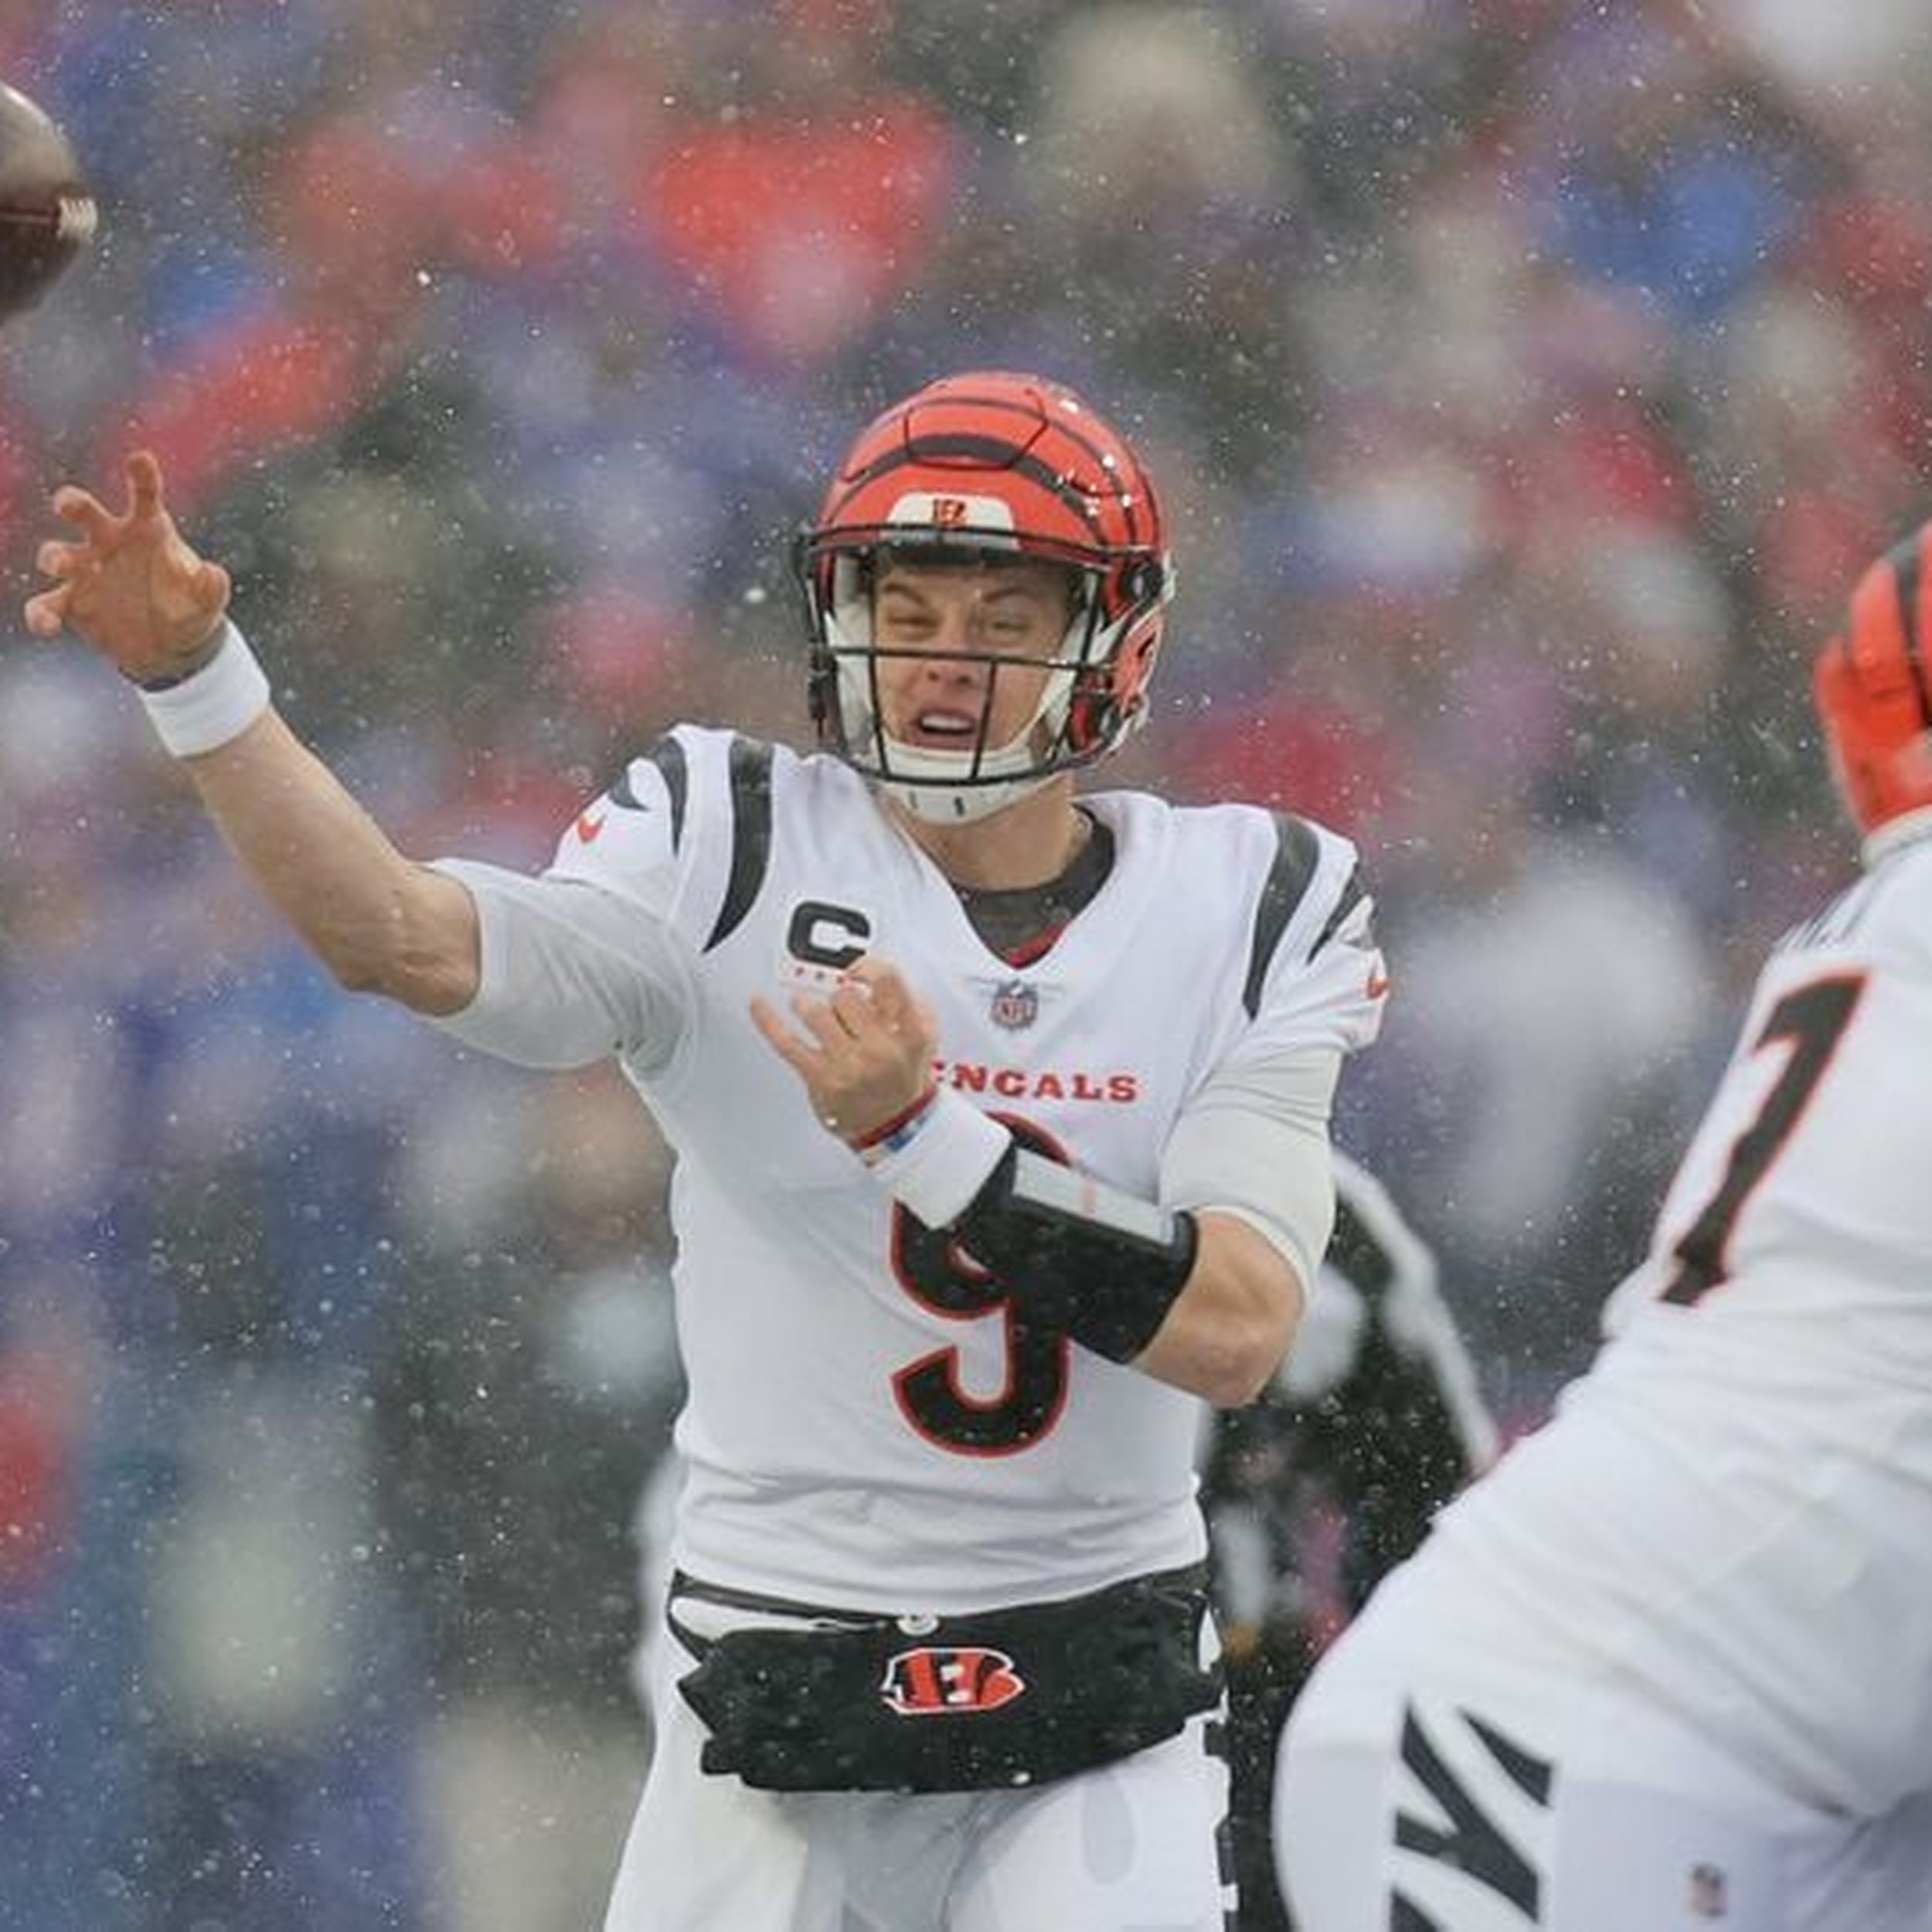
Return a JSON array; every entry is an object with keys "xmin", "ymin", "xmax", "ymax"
[
  {"xmin": 27, "ymin": 372, "xmax": 1386, "ymax": 1932},
  {"xmin": 1273, "ymin": 522, "xmax": 1932, "ymax": 1931}
]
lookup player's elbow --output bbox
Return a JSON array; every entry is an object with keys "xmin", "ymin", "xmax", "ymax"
[
  {"xmin": 1175, "ymin": 1217, "xmax": 1303, "ymax": 1406},
  {"xmin": 1195, "ymin": 1313, "xmax": 1294, "ymax": 1408},
  {"xmin": 332, "ymin": 947, "xmax": 475, "ymax": 1016},
  {"xmin": 1138, "ymin": 1291, "xmax": 1297, "ymax": 1408},
  {"xmin": 312, "ymin": 916, "xmax": 410, "ymax": 995},
  {"xmin": 318, "ymin": 874, "xmax": 479, "ymax": 1015},
  {"xmin": 324, "ymin": 947, "xmax": 386, "ymax": 995}
]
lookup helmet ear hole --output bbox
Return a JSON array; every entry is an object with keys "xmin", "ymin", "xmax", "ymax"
[{"xmin": 1123, "ymin": 559, "xmax": 1165, "ymax": 609}]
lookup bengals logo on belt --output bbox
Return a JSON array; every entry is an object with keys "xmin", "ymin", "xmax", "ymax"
[{"xmin": 879, "ymin": 1645, "xmax": 1027, "ymax": 1716}]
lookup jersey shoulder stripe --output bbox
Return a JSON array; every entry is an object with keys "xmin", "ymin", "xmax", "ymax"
[
  {"xmin": 577, "ymin": 726, "xmax": 777, "ymax": 950},
  {"xmin": 1309, "ymin": 864, "xmax": 1368, "ymax": 960},
  {"xmin": 705, "ymin": 735, "xmax": 777, "ymax": 952},
  {"xmin": 615, "ymin": 735, "xmax": 689, "ymax": 849},
  {"xmin": 1242, "ymin": 812, "xmax": 1323, "ymax": 1016}
]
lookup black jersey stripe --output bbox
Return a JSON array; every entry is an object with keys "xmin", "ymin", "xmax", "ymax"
[
  {"xmin": 614, "ymin": 736, "xmax": 689, "ymax": 849},
  {"xmin": 1308, "ymin": 865, "xmax": 1367, "ymax": 959},
  {"xmin": 1394, "ymin": 1706, "xmax": 1546, "ymax": 1918},
  {"xmin": 703, "ymin": 736, "xmax": 776, "ymax": 952},
  {"xmin": 1889, "ymin": 536, "xmax": 1932, "ymax": 729},
  {"xmin": 1390, "ymin": 1898, "xmax": 1446, "ymax": 1931},
  {"xmin": 1242, "ymin": 813, "xmax": 1322, "ymax": 1018},
  {"xmin": 1466, "ymin": 1713, "xmax": 1554, "ymax": 1807}
]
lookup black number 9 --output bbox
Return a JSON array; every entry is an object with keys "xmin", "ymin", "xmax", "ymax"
[{"xmin": 889, "ymin": 1114, "xmax": 1073, "ymax": 1456}]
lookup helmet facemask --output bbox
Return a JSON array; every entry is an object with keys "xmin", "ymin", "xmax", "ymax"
[{"xmin": 805, "ymin": 539, "xmax": 1159, "ymax": 822}]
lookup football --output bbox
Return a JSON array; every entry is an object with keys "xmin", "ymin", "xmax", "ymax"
[{"xmin": 0, "ymin": 80, "xmax": 95, "ymax": 324}]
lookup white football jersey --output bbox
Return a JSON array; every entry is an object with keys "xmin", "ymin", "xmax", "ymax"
[
  {"xmin": 433, "ymin": 726, "xmax": 1383, "ymax": 1615},
  {"xmin": 1413, "ymin": 827, "xmax": 1932, "ymax": 1815}
]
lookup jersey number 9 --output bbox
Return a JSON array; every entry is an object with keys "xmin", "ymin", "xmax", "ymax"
[{"xmin": 889, "ymin": 1114, "xmax": 1073, "ymax": 1456}]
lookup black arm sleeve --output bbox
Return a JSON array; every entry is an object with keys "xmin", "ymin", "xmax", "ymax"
[{"xmin": 951, "ymin": 1145, "xmax": 1199, "ymax": 1363}]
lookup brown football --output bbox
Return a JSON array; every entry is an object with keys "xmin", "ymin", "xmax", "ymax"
[{"xmin": 0, "ymin": 80, "xmax": 95, "ymax": 324}]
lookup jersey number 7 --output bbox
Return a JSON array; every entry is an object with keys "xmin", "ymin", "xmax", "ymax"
[{"xmin": 1662, "ymin": 974, "xmax": 1866, "ymax": 1306}]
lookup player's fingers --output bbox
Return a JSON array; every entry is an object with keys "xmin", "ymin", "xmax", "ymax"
[
  {"xmin": 748, "ymin": 994, "xmax": 814, "ymax": 1069},
  {"xmin": 125, "ymin": 451, "xmax": 165, "ymax": 521},
  {"xmin": 903, "ymin": 992, "xmax": 939, "ymax": 1046},
  {"xmin": 49, "ymin": 483, "xmax": 119, "ymax": 543},
  {"xmin": 860, "ymin": 967, "xmax": 937, "ymax": 1053},
  {"xmin": 22, "ymin": 584, "xmax": 71, "ymax": 638},
  {"xmin": 790, "ymin": 994, "xmax": 851, "ymax": 1050},
  {"xmin": 847, "ymin": 957, "xmax": 903, "ymax": 1016},
  {"xmin": 847, "ymin": 958, "xmax": 930, "ymax": 1041},
  {"xmin": 828, "ymin": 981, "xmax": 879, "ymax": 1037},
  {"xmin": 194, "ymin": 559, "xmax": 232, "ymax": 606},
  {"xmin": 35, "ymin": 539, "xmax": 83, "ymax": 580}
]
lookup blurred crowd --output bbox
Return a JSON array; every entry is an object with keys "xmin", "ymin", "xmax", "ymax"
[{"xmin": 2, "ymin": 1, "xmax": 1930, "ymax": 1925}]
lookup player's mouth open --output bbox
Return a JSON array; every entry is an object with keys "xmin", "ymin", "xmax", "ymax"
[{"xmin": 903, "ymin": 709, "xmax": 983, "ymax": 746}]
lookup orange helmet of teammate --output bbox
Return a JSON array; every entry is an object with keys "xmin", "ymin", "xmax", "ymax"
[
  {"xmin": 1815, "ymin": 522, "xmax": 1932, "ymax": 842},
  {"xmin": 796, "ymin": 371, "xmax": 1174, "ymax": 822}
]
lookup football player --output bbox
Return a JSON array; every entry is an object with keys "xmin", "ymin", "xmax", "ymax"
[
  {"xmin": 29, "ymin": 372, "xmax": 1386, "ymax": 1932},
  {"xmin": 1273, "ymin": 523, "xmax": 1932, "ymax": 1930}
]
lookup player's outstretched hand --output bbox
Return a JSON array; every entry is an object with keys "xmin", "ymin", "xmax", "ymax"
[
  {"xmin": 750, "ymin": 956, "xmax": 939, "ymax": 1145},
  {"xmin": 23, "ymin": 451, "xmax": 232, "ymax": 682}
]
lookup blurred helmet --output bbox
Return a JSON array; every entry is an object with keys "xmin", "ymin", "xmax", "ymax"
[
  {"xmin": 1815, "ymin": 521, "xmax": 1932, "ymax": 841},
  {"xmin": 796, "ymin": 370, "xmax": 1174, "ymax": 822}
]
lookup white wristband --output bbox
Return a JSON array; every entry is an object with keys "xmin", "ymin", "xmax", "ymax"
[
  {"xmin": 137, "ymin": 621, "xmax": 272, "ymax": 758},
  {"xmin": 865, "ymin": 1085, "xmax": 1012, "ymax": 1230}
]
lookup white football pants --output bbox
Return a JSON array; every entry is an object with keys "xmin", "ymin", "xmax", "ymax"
[{"xmin": 1275, "ymin": 1616, "xmax": 1932, "ymax": 1932}]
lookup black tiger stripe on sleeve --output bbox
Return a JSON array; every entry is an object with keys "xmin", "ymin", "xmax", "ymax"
[
  {"xmin": 704, "ymin": 736, "xmax": 777, "ymax": 952},
  {"xmin": 617, "ymin": 735, "xmax": 690, "ymax": 850},
  {"xmin": 1309, "ymin": 866, "xmax": 1368, "ymax": 959},
  {"xmin": 1242, "ymin": 812, "xmax": 1323, "ymax": 1018}
]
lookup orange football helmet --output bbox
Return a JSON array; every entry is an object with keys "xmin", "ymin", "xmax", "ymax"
[
  {"xmin": 797, "ymin": 371, "xmax": 1174, "ymax": 821},
  {"xmin": 1815, "ymin": 522, "xmax": 1932, "ymax": 839}
]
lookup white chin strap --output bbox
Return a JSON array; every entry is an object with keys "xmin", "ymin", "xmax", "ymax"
[
  {"xmin": 835, "ymin": 641, "xmax": 1077, "ymax": 822},
  {"xmin": 873, "ymin": 729, "xmax": 1065, "ymax": 824}
]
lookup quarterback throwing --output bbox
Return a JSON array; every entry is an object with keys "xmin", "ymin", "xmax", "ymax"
[{"xmin": 29, "ymin": 373, "xmax": 1385, "ymax": 1932}]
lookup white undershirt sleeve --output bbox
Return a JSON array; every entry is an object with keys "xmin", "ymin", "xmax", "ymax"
[
  {"xmin": 1158, "ymin": 1046, "xmax": 1342, "ymax": 1298},
  {"xmin": 427, "ymin": 859, "xmax": 693, "ymax": 1072}
]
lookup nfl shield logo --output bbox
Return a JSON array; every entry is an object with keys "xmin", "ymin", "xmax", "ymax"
[
  {"xmin": 1688, "ymin": 1864, "xmax": 1727, "ymax": 1918},
  {"xmin": 989, "ymin": 979, "xmax": 1038, "ymax": 1030}
]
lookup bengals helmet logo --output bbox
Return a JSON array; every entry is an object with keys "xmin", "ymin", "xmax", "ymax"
[{"xmin": 880, "ymin": 1646, "xmax": 1026, "ymax": 1716}]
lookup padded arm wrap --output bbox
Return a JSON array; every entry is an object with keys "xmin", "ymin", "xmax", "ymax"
[{"xmin": 954, "ymin": 1145, "xmax": 1198, "ymax": 1364}]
